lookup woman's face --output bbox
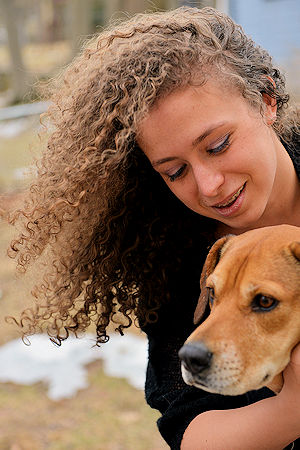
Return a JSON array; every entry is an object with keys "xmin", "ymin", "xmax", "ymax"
[{"xmin": 137, "ymin": 80, "xmax": 283, "ymax": 232}]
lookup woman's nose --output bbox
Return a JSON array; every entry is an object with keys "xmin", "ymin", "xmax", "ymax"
[{"xmin": 193, "ymin": 164, "xmax": 225, "ymax": 198}]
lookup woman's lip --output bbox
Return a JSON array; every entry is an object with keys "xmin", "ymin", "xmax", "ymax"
[
  {"xmin": 212, "ymin": 183, "xmax": 246, "ymax": 208},
  {"xmin": 212, "ymin": 183, "xmax": 246, "ymax": 217}
]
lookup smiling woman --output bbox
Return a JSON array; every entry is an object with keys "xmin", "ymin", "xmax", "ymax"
[
  {"xmin": 6, "ymin": 6, "xmax": 300, "ymax": 450},
  {"xmin": 137, "ymin": 80, "xmax": 298, "ymax": 234}
]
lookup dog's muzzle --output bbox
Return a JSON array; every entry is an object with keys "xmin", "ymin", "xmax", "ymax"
[
  {"xmin": 178, "ymin": 342, "xmax": 212, "ymax": 375},
  {"xmin": 178, "ymin": 340, "xmax": 250, "ymax": 395}
]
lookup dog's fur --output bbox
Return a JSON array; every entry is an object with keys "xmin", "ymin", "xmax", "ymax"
[{"xmin": 179, "ymin": 224, "xmax": 300, "ymax": 395}]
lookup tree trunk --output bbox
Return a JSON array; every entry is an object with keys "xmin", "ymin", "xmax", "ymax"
[
  {"xmin": 122, "ymin": 0, "xmax": 148, "ymax": 14},
  {"xmin": 0, "ymin": 0, "xmax": 28, "ymax": 102},
  {"xmin": 104, "ymin": 0, "xmax": 150, "ymax": 23},
  {"xmin": 165, "ymin": 0, "xmax": 179, "ymax": 9},
  {"xmin": 67, "ymin": 0, "xmax": 93, "ymax": 58}
]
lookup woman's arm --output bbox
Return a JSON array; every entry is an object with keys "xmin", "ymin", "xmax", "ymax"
[{"xmin": 181, "ymin": 344, "xmax": 300, "ymax": 450}]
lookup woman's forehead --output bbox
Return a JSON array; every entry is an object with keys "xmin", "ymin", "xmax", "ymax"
[
  {"xmin": 136, "ymin": 80, "xmax": 261, "ymax": 161},
  {"xmin": 138, "ymin": 81, "xmax": 242, "ymax": 132}
]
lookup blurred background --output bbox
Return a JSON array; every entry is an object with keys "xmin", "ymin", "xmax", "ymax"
[{"xmin": 0, "ymin": 1, "xmax": 299, "ymax": 449}]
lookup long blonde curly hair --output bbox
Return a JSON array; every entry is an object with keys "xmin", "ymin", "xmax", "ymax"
[{"xmin": 8, "ymin": 6, "xmax": 299, "ymax": 345}]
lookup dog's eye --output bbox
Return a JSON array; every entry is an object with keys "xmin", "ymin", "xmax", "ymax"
[
  {"xmin": 252, "ymin": 295, "xmax": 279, "ymax": 312},
  {"xmin": 207, "ymin": 287, "xmax": 215, "ymax": 308}
]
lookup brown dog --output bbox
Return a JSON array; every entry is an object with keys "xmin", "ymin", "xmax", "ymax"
[{"xmin": 178, "ymin": 224, "xmax": 300, "ymax": 395}]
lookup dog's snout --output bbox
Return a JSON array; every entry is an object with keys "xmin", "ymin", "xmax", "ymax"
[{"xmin": 178, "ymin": 342, "xmax": 212, "ymax": 375}]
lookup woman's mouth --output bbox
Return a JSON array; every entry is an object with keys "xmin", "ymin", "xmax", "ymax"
[{"xmin": 212, "ymin": 183, "xmax": 246, "ymax": 217}]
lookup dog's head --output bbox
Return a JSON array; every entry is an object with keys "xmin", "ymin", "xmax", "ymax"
[{"xmin": 179, "ymin": 225, "xmax": 300, "ymax": 395}]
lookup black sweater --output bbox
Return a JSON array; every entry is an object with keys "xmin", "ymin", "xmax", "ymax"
[{"xmin": 143, "ymin": 141, "xmax": 300, "ymax": 450}]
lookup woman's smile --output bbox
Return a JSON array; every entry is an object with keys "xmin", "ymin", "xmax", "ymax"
[{"xmin": 211, "ymin": 182, "xmax": 247, "ymax": 217}]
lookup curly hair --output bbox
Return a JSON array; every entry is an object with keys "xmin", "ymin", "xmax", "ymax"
[{"xmin": 8, "ymin": 6, "xmax": 299, "ymax": 345}]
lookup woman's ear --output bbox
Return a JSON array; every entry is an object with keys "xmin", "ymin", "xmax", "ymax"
[{"xmin": 262, "ymin": 76, "xmax": 277, "ymax": 125}]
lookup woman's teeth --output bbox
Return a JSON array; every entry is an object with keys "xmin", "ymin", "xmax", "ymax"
[{"xmin": 217, "ymin": 184, "xmax": 245, "ymax": 208}]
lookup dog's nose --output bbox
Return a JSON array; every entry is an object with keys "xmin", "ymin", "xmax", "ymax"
[{"xmin": 178, "ymin": 342, "xmax": 212, "ymax": 375}]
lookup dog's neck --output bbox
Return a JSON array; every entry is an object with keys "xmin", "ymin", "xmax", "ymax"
[{"xmin": 216, "ymin": 216, "xmax": 299, "ymax": 239}]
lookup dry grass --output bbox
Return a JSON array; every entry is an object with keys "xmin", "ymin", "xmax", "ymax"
[
  {"xmin": 0, "ymin": 359, "xmax": 166, "ymax": 450},
  {"xmin": 0, "ymin": 117, "xmax": 41, "ymax": 192}
]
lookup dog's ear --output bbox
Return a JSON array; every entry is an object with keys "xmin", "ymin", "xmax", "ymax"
[
  {"xmin": 289, "ymin": 241, "xmax": 300, "ymax": 261},
  {"xmin": 194, "ymin": 235, "xmax": 233, "ymax": 325}
]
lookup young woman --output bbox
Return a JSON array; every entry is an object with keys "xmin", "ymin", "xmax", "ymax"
[{"xmin": 8, "ymin": 7, "xmax": 300, "ymax": 449}]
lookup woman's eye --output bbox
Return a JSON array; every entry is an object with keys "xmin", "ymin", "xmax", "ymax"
[
  {"xmin": 167, "ymin": 164, "xmax": 187, "ymax": 182},
  {"xmin": 208, "ymin": 135, "xmax": 230, "ymax": 155}
]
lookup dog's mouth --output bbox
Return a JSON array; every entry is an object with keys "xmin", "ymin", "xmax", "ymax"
[
  {"xmin": 185, "ymin": 366, "xmax": 277, "ymax": 395},
  {"xmin": 262, "ymin": 373, "xmax": 270, "ymax": 382},
  {"xmin": 185, "ymin": 372, "xmax": 231, "ymax": 395},
  {"xmin": 181, "ymin": 362, "xmax": 209, "ymax": 387},
  {"xmin": 192, "ymin": 377, "xmax": 209, "ymax": 388},
  {"xmin": 184, "ymin": 371, "xmax": 209, "ymax": 389}
]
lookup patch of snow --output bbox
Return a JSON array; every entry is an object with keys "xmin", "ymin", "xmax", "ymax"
[
  {"xmin": 0, "ymin": 118, "xmax": 30, "ymax": 138},
  {"xmin": 0, "ymin": 333, "xmax": 148, "ymax": 401},
  {"xmin": 0, "ymin": 101, "xmax": 50, "ymax": 122},
  {"xmin": 13, "ymin": 167, "xmax": 28, "ymax": 180}
]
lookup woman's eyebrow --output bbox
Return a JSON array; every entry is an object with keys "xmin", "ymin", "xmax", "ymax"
[
  {"xmin": 191, "ymin": 121, "xmax": 227, "ymax": 147},
  {"xmin": 152, "ymin": 156, "xmax": 177, "ymax": 167},
  {"xmin": 152, "ymin": 121, "xmax": 227, "ymax": 167}
]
